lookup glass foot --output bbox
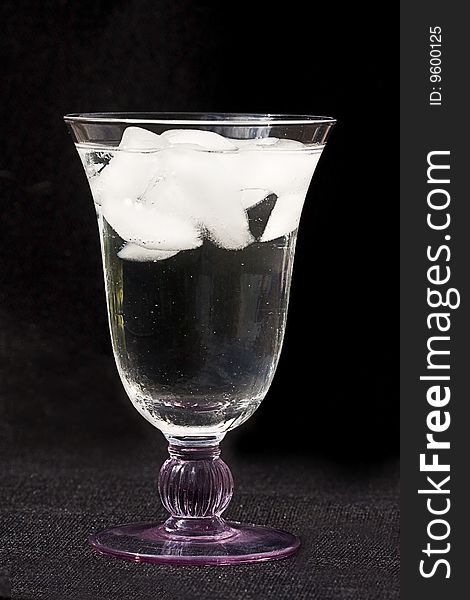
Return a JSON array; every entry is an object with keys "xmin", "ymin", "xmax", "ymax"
[{"xmin": 89, "ymin": 521, "xmax": 300, "ymax": 565}]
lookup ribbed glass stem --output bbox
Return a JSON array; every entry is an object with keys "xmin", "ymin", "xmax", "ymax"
[{"xmin": 158, "ymin": 442, "xmax": 234, "ymax": 538}]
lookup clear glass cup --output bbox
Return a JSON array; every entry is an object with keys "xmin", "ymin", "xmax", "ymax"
[{"xmin": 64, "ymin": 112, "xmax": 335, "ymax": 564}]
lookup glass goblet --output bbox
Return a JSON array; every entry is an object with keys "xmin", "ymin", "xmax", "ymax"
[{"xmin": 64, "ymin": 113, "xmax": 335, "ymax": 565}]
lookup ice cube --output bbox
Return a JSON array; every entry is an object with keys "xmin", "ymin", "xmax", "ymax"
[
  {"xmin": 147, "ymin": 148, "xmax": 253, "ymax": 250},
  {"xmin": 101, "ymin": 188, "xmax": 203, "ymax": 251},
  {"xmin": 246, "ymin": 137, "xmax": 280, "ymax": 148},
  {"xmin": 119, "ymin": 127, "xmax": 171, "ymax": 151},
  {"xmin": 271, "ymin": 139, "xmax": 306, "ymax": 150},
  {"xmin": 255, "ymin": 137, "xmax": 279, "ymax": 146},
  {"xmin": 117, "ymin": 243, "xmax": 179, "ymax": 261},
  {"xmin": 77, "ymin": 148, "xmax": 111, "ymax": 179},
  {"xmin": 88, "ymin": 147, "xmax": 162, "ymax": 207},
  {"xmin": 77, "ymin": 149, "xmax": 113, "ymax": 205},
  {"xmin": 226, "ymin": 138, "xmax": 254, "ymax": 147},
  {"xmin": 87, "ymin": 128, "xmax": 169, "ymax": 206},
  {"xmin": 131, "ymin": 149, "xmax": 195, "ymax": 221},
  {"xmin": 248, "ymin": 150, "xmax": 323, "ymax": 241},
  {"xmin": 161, "ymin": 129, "xmax": 238, "ymax": 150},
  {"xmin": 260, "ymin": 191, "xmax": 307, "ymax": 241},
  {"xmin": 151, "ymin": 143, "xmax": 319, "ymax": 250},
  {"xmin": 239, "ymin": 188, "xmax": 270, "ymax": 209},
  {"xmin": 89, "ymin": 175, "xmax": 104, "ymax": 206},
  {"xmin": 92, "ymin": 132, "xmax": 322, "ymax": 253},
  {"xmin": 233, "ymin": 138, "xmax": 304, "ymax": 151},
  {"xmin": 93, "ymin": 152, "xmax": 159, "ymax": 207},
  {"xmin": 201, "ymin": 193, "xmax": 254, "ymax": 250},
  {"xmin": 236, "ymin": 148, "xmax": 321, "ymax": 198}
]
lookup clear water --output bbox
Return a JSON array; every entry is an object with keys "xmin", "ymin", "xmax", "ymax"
[
  {"xmin": 101, "ymin": 215, "xmax": 296, "ymax": 437},
  {"xmin": 78, "ymin": 130, "xmax": 322, "ymax": 438}
]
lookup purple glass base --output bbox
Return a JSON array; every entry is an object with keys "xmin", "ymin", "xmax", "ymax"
[{"xmin": 89, "ymin": 520, "xmax": 300, "ymax": 565}]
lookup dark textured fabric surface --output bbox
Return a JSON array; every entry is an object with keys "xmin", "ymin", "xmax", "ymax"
[
  {"xmin": 1, "ymin": 326, "xmax": 399, "ymax": 600},
  {"xmin": 4, "ymin": 438, "xmax": 399, "ymax": 600}
]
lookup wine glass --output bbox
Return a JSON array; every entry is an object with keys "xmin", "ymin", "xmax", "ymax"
[{"xmin": 64, "ymin": 113, "xmax": 335, "ymax": 565}]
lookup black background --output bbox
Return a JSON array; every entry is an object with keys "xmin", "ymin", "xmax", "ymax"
[
  {"xmin": 1, "ymin": 0, "xmax": 397, "ymax": 457},
  {"xmin": 1, "ymin": 1, "xmax": 398, "ymax": 598}
]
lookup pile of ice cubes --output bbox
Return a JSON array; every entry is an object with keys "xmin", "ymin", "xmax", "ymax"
[{"xmin": 79, "ymin": 127, "xmax": 322, "ymax": 261}]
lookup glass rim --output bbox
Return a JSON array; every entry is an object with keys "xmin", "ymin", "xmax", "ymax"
[{"xmin": 63, "ymin": 112, "xmax": 336, "ymax": 126}]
